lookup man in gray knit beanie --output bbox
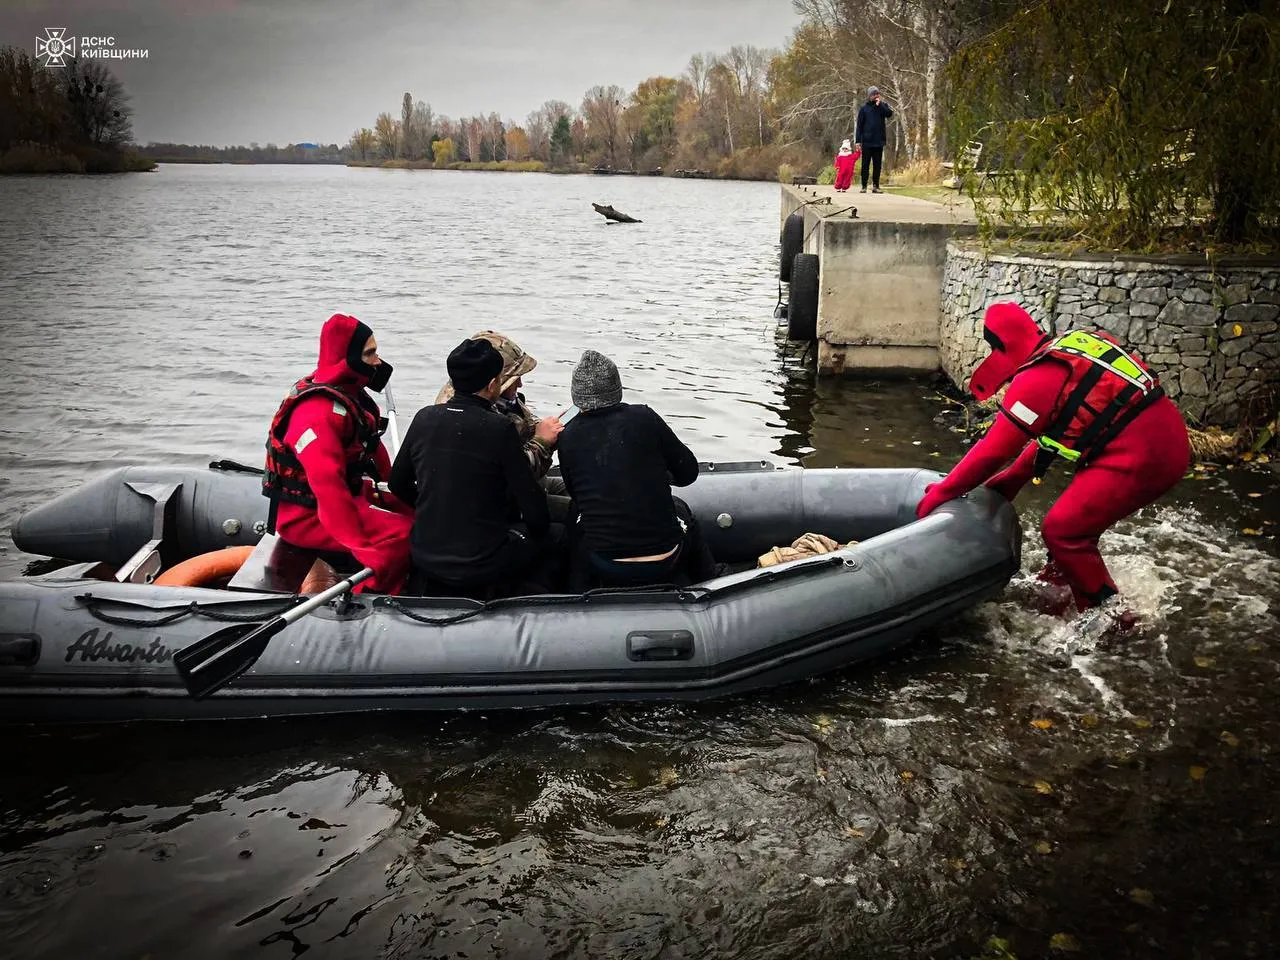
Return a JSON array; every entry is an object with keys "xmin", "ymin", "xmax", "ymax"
[
  {"xmin": 557, "ymin": 348, "xmax": 723, "ymax": 589},
  {"xmin": 571, "ymin": 349, "xmax": 624, "ymax": 412}
]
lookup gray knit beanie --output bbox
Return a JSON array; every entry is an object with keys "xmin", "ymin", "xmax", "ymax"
[{"xmin": 571, "ymin": 349, "xmax": 623, "ymax": 412}]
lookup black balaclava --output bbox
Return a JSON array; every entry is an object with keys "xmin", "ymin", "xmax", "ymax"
[{"xmin": 347, "ymin": 319, "xmax": 393, "ymax": 391}]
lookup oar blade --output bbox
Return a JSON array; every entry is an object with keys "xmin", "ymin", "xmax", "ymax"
[{"xmin": 173, "ymin": 620, "xmax": 278, "ymax": 700}]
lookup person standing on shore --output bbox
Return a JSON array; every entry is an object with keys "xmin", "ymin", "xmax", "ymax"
[
  {"xmin": 854, "ymin": 86, "xmax": 893, "ymax": 194},
  {"xmin": 833, "ymin": 139, "xmax": 860, "ymax": 192}
]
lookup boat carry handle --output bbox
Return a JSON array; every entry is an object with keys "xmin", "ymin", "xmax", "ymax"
[
  {"xmin": 0, "ymin": 634, "xmax": 41, "ymax": 667},
  {"xmin": 627, "ymin": 630, "xmax": 695, "ymax": 662}
]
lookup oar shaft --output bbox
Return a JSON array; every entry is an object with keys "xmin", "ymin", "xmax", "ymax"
[
  {"xmin": 279, "ymin": 566, "xmax": 375, "ymax": 625},
  {"xmin": 382, "ymin": 384, "xmax": 402, "ymax": 457}
]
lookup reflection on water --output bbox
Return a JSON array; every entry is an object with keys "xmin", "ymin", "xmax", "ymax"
[{"xmin": 1, "ymin": 167, "xmax": 1279, "ymax": 959}]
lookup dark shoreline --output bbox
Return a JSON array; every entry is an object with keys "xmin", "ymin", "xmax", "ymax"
[{"xmin": 0, "ymin": 149, "xmax": 157, "ymax": 175}]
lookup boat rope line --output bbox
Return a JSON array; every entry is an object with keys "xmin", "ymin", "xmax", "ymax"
[
  {"xmin": 69, "ymin": 555, "xmax": 851, "ymax": 629},
  {"xmin": 69, "ymin": 582, "xmax": 709, "ymax": 630},
  {"xmin": 74, "ymin": 594, "xmax": 300, "ymax": 627},
  {"xmin": 382, "ymin": 555, "xmax": 855, "ymax": 625},
  {"xmin": 382, "ymin": 582, "xmax": 712, "ymax": 627}
]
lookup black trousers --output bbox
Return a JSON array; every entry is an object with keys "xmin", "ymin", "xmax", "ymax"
[
  {"xmin": 860, "ymin": 146, "xmax": 884, "ymax": 189},
  {"xmin": 569, "ymin": 497, "xmax": 718, "ymax": 590},
  {"xmin": 408, "ymin": 523, "xmax": 568, "ymax": 600}
]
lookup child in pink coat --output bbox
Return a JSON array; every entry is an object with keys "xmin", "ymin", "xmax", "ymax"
[{"xmin": 833, "ymin": 139, "xmax": 861, "ymax": 192}]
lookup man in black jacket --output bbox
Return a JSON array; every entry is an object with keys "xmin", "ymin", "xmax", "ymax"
[
  {"xmin": 557, "ymin": 349, "xmax": 720, "ymax": 589},
  {"xmin": 854, "ymin": 86, "xmax": 893, "ymax": 193},
  {"xmin": 388, "ymin": 338, "xmax": 564, "ymax": 598}
]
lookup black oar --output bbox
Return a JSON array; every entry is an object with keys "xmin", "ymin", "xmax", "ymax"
[{"xmin": 174, "ymin": 566, "xmax": 375, "ymax": 700}]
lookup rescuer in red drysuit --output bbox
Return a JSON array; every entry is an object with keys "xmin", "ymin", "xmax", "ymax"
[
  {"xmin": 916, "ymin": 302, "xmax": 1191, "ymax": 612},
  {"xmin": 833, "ymin": 139, "xmax": 861, "ymax": 192},
  {"xmin": 262, "ymin": 313, "xmax": 414, "ymax": 594}
]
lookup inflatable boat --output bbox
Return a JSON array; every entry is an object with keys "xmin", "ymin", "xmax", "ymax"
[{"xmin": 1, "ymin": 460, "xmax": 1021, "ymax": 722}]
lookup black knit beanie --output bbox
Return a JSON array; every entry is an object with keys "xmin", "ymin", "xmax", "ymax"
[{"xmin": 448, "ymin": 338, "xmax": 504, "ymax": 394}]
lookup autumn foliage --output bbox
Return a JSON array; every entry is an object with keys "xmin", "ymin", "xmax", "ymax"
[
  {"xmin": 945, "ymin": 0, "xmax": 1280, "ymax": 250},
  {"xmin": 346, "ymin": 46, "xmax": 822, "ymax": 180}
]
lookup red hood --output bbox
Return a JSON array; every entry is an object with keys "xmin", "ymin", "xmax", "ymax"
[
  {"xmin": 969, "ymin": 302, "xmax": 1050, "ymax": 401},
  {"xmin": 312, "ymin": 313, "xmax": 376, "ymax": 388}
]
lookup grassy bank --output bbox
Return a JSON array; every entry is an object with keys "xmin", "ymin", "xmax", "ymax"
[
  {"xmin": 348, "ymin": 158, "xmax": 435, "ymax": 169},
  {"xmin": 346, "ymin": 158, "xmax": 553, "ymax": 172},
  {"xmin": 446, "ymin": 160, "xmax": 549, "ymax": 173},
  {"xmin": 0, "ymin": 143, "xmax": 157, "ymax": 174}
]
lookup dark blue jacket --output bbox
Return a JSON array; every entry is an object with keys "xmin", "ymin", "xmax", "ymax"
[{"xmin": 855, "ymin": 99, "xmax": 893, "ymax": 148}]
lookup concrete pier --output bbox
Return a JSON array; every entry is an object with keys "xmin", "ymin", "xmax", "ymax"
[{"xmin": 780, "ymin": 183, "xmax": 977, "ymax": 376}]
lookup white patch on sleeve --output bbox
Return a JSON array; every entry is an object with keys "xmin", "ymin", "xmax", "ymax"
[
  {"xmin": 331, "ymin": 401, "xmax": 348, "ymax": 416},
  {"xmin": 1009, "ymin": 400, "xmax": 1040, "ymax": 425},
  {"xmin": 295, "ymin": 427, "xmax": 318, "ymax": 454}
]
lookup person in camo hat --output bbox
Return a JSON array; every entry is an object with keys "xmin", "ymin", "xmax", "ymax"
[
  {"xmin": 390, "ymin": 337, "xmax": 566, "ymax": 598},
  {"xmin": 435, "ymin": 330, "xmax": 563, "ymax": 481},
  {"xmin": 555, "ymin": 349, "xmax": 723, "ymax": 589}
]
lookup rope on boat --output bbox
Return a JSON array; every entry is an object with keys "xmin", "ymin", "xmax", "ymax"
[
  {"xmin": 75, "ymin": 594, "xmax": 300, "ymax": 627},
  {"xmin": 71, "ymin": 582, "xmax": 706, "ymax": 629},
  {"xmin": 70, "ymin": 558, "xmax": 843, "ymax": 630},
  {"xmin": 382, "ymin": 582, "xmax": 705, "ymax": 627}
]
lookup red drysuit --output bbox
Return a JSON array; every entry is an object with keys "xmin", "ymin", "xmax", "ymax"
[
  {"xmin": 917, "ymin": 303, "xmax": 1191, "ymax": 611},
  {"xmin": 266, "ymin": 314, "xmax": 413, "ymax": 594},
  {"xmin": 833, "ymin": 148, "xmax": 861, "ymax": 191}
]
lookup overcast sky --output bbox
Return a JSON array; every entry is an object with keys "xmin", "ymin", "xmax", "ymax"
[{"xmin": 4, "ymin": 0, "xmax": 801, "ymax": 146}]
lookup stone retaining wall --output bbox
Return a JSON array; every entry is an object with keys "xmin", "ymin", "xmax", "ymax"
[{"xmin": 940, "ymin": 241, "xmax": 1280, "ymax": 424}]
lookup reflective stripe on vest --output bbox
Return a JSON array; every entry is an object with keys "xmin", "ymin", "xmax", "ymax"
[
  {"xmin": 1024, "ymin": 330, "xmax": 1161, "ymax": 471},
  {"xmin": 262, "ymin": 380, "xmax": 384, "ymax": 514}
]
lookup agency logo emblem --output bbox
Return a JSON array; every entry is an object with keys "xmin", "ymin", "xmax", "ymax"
[{"xmin": 35, "ymin": 28, "xmax": 76, "ymax": 67}]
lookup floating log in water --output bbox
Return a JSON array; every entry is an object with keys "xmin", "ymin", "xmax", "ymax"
[{"xmin": 592, "ymin": 203, "xmax": 642, "ymax": 224}]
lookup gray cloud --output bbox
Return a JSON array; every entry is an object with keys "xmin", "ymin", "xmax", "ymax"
[{"xmin": 4, "ymin": 0, "xmax": 799, "ymax": 146}]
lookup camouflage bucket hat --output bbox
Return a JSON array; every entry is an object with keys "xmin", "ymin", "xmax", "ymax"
[{"xmin": 470, "ymin": 330, "xmax": 537, "ymax": 392}]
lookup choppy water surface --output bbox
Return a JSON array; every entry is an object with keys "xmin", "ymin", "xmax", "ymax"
[{"xmin": 1, "ymin": 166, "xmax": 1278, "ymax": 959}]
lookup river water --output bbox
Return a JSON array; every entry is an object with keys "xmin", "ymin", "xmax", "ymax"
[{"xmin": 0, "ymin": 166, "xmax": 1278, "ymax": 959}]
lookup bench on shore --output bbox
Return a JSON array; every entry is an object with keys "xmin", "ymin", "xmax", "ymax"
[{"xmin": 942, "ymin": 141, "xmax": 1010, "ymax": 191}]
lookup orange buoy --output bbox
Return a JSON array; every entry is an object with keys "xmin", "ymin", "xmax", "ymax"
[{"xmin": 154, "ymin": 545, "xmax": 255, "ymax": 588}]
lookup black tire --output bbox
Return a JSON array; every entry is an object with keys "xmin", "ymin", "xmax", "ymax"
[
  {"xmin": 779, "ymin": 212, "xmax": 804, "ymax": 281},
  {"xmin": 787, "ymin": 253, "xmax": 819, "ymax": 341}
]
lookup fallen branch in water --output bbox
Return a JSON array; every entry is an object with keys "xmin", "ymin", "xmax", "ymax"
[{"xmin": 592, "ymin": 203, "xmax": 642, "ymax": 223}]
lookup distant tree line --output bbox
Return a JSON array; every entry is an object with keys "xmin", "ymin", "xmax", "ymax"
[
  {"xmin": 135, "ymin": 141, "xmax": 350, "ymax": 164},
  {"xmin": 0, "ymin": 46, "xmax": 153, "ymax": 173},
  {"xmin": 347, "ymin": 46, "xmax": 824, "ymax": 180}
]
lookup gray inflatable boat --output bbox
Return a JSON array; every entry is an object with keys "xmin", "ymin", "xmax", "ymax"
[{"xmin": 1, "ymin": 460, "xmax": 1020, "ymax": 722}]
